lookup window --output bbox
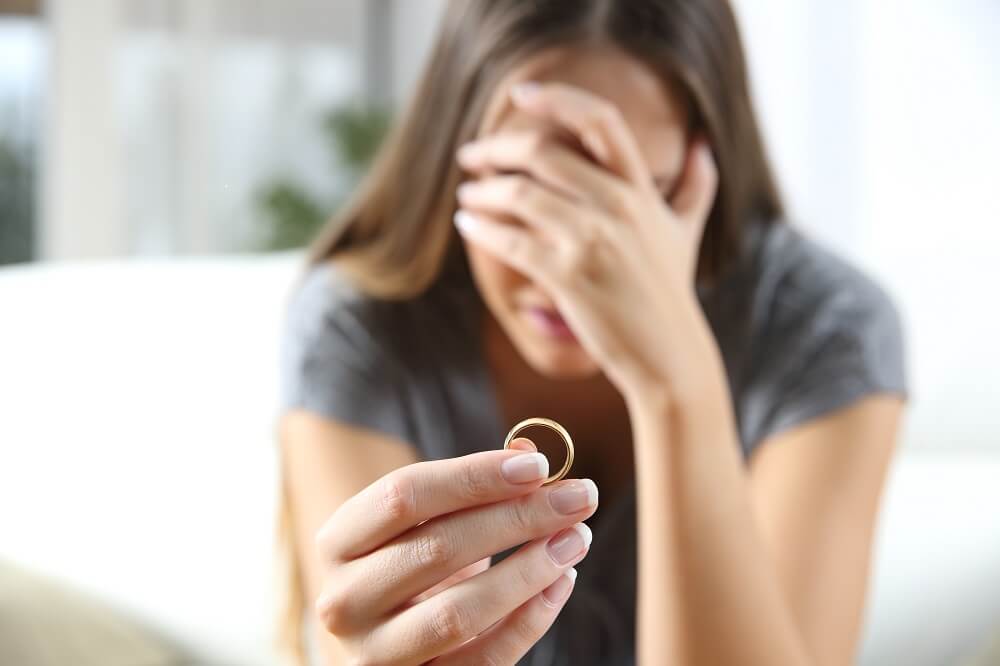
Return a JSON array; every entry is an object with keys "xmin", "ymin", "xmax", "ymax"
[{"xmin": 0, "ymin": 10, "xmax": 43, "ymax": 265}]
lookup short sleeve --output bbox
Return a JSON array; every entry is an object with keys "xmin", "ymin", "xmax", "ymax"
[
  {"xmin": 278, "ymin": 265, "xmax": 413, "ymax": 445},
  {"xmin": 739, "ymin": 242, "xmax": 909, "ymax": 453}
]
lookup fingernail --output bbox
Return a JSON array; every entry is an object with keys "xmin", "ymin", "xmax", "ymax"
[
  {"xmin": 456, "ymin": 143, "xmax": 479, "ymax": 163},
  {"xmin": 453, "ymin": 210, "xmax": 479, "ymax": 234},
  {"xmin": 511, "ymin": 81, "xmax": 540, "ymax": 103},
  {"xmin": 541, "ymin": 567, "xmax": 577, "ymax": 607},
  {"xmin": 546, "ymin": 523, "xmax": 591, "ymax": 565},
  {"xmin": 508, "ymin": 437, "xmax": 538, "ymax": 452},
  {"xmin": 501, "ymin": 452, "xmax": 549, "ymax": 483},
  {"xmin": 548, "ymin": 479, "xmax": 599, "ymax": 515}
]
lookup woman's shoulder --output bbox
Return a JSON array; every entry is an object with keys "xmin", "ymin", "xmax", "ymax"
[
  {"xmin": 284, "ymin": 260, "xmax": 477, "ymax": 347},
  {"xmin": 284, "ymin": 260, "xmax": 378, "ymax": 338},
  {"xmin": 279, "ymin": 260, "xmax": 489, "ymax": 454},
  {"xmin": 720, "ymin": 220, "xmax": 909, "ymax": 451},
  {"xmin": 752, "ymin": 221, "xmax": 902, "ymax": 331},
  {"xmin": 279, "ymin": 261, "xmax": 415, "ymax": 440}
]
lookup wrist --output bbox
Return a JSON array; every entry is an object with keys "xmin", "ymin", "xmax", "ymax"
[
  {"xmin": 622, "ymin": 331, "xmax": 727, "ymax": 413},
  {"xmin": 623, "ymin": 372, "xmax": 727, "ymax": 424},
  {"xmin": 624, "ymin": 378, "xmax": 737, "ymax": 472}
]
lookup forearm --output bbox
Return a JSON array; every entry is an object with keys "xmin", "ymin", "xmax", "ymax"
[{"xmin": 625, "ymin": 324, "xmax": 811, "ymax": 666}]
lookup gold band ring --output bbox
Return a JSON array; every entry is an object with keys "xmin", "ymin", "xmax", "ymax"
[{"xmin": 503, "ymin": 417, "xmax": 574, "ymax": 485}]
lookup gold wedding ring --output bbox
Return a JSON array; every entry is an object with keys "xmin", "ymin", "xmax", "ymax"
[{"xmin": 503, "ymin": 417, "xmax": 574, "ymax": 485}]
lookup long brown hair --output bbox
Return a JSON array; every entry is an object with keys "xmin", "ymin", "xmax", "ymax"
[{"xmin": 276, "ymin": 1, "xmax": 783, "ymax": 662}]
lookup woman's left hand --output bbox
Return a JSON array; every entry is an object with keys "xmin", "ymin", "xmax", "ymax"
[{"xmin": 454, "ymin": 82, "xmax": 720, "ymax": 404}]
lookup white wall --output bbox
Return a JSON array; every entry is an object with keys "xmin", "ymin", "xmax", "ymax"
[
  {"xmin": 389, "ymin": 0, "xmax": 446, "ymax": 103},
  {"xmin": 737, "ymin": 0, "xmax": 999, "ymax": 451},
  {"xmin": 737, "ymin": 0, "xmax": 1000, "ymax": 451},
  {"xmin": 856, "ymin": 0, "xmax": 1000, "ymax": 451},
  {"xmin": 42, "ymin": 0, "xmax": 125, "ymax": 258}
]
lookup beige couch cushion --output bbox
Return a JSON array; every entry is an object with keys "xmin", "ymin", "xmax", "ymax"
[
  {"xmin": 964, "ymin": 629, "xmax": 1000, "ymax": 666},
  {"xmin": 0, "ymin": 559, "xmax": 188, "ymax": 666}
]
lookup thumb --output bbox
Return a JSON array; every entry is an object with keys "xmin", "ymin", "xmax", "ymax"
[
  {"xmin": 508, "ymin": 437, "xmax": 538, "ymax": 452},
  {"xmin": 670, "ymin": 135, "xmax": 718, "ymax": 229}
]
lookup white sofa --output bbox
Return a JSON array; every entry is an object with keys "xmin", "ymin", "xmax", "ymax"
[{"xmin": 1, "ymin": 255, "xmax": 998, "ymax": 665}]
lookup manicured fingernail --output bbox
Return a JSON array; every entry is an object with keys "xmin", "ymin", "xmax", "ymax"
[
  {"xmin": 541, "ymin": 567, "xmax": 577, "ymax": 607},
  {"xmin": 548, "ymin": 479, "xmax": 599, "ymax": 515},
  {"xmin": 456, "ymin": 142, "xmax": 479, "ymax": 163},
  {"xmin": 453, "ymin": 210, "xmax": 480, "ymax": 234},
  {"xmin": 501, "ymin": 452, "xmax": 549, "ymax": 483},
  {"xmin": 508, "ymin": 437, "xmax": 537, "ymax": 452},
  {"xmin": 574, "ymin": 522, "xmax": 593, "ymax": 548},
  {"xmin": 546, "ymin": 523, "xmax": 591, "ymax": 565},
  {"xmin": 511, "ymin": 81, "xmax": 540, "ymax": 103}
]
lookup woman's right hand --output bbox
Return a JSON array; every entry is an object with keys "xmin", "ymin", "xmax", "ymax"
[{"xmin": 314, "ymin": 438, "xmax": 598, "ymax": 665}]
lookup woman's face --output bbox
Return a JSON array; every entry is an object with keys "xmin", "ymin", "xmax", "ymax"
[{"xmin": 460, "ymin": 43, "xmax": 690, "ymax": 380}]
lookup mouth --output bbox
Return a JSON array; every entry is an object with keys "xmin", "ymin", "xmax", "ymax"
[{"xmin": 523, "ymin": 305, "xmax": 578, "ymax": 343}]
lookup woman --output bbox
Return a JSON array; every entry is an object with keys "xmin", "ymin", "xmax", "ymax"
[{"xmin": 277, "ymin": 1, "xmax": 908, "ymax": 664}]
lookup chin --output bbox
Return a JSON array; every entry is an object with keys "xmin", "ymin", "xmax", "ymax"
[
  {"xmin": 538, "ymin": 356, "xmax": 601, "ymax": 380},
  {"xmin": 512, "ymin": 327, "xmax": 601, "ymax": 380}
]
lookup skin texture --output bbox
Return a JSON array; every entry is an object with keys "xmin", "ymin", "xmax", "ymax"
[
  {"xmin": 459, "ymin": 45, "xmax": 691, "ymax": 384},
  {"xmin": 283, "ymin": 411, "xmax": 597, "ymax": 665},
  {"xmin": 282, "ymin": 42, "xmax": 905, "ymax": 665},
  {"xmin": 452, "ymin": 42, "xmax": 905, "ymax": 665}
]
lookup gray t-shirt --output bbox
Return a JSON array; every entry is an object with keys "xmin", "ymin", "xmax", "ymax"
[{"xmin": 279, "ymin": 219, "xmax": 907, "ymax": 665}]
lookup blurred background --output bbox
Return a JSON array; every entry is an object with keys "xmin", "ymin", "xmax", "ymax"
[{"xmin": 1, "ymin": 1, "xmax": 998, "ymax": 665}]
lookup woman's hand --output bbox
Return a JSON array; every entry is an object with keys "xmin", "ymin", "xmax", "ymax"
[
  {"xmin": 314, "ymin": 441, "xmax": 597, "ymax": 665},
  {"xmin": 454, "ymin": 82, "xmax": 720, "ymax": 405}
]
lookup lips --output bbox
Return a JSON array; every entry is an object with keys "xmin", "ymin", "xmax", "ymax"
[{"xmin": 524, "ymin": 305, "xmax": 577, "ymax": 342}]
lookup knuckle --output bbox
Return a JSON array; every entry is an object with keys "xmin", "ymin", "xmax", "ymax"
[
  {"xmin": 427, "ymin": 598, "xmax": 473, "ymax": 645},
  {"xmin": 504, "ymin": 497, "xmax": 537, "ymax": 535},
  {"xmin": 457, "ymin": 460, "xmax": 496, "ymax": 501},
  {"xmin": 508, "ymin": 174, "xmax": 532, "ymax": 199},
  {"xmin": 558, "ymin": 242, "xmax": 589, "ymax": 277},
  {"xmin": 512, "ymin": 555, "xmax": 543, "ymax": 592},
  {"xmin": 411, "ymin": 530, "xmax": 455, "ymax": 570},
  {"xmin": 524, "ymin": 132, "xmax": 547, "ymax": 159},
  {"xmin": 578, "ymin": 222, "xmax": 603, "ymax": 252},
  {"xmin": 376, "ymin": 472, "xmax": 415, "ymax": 522},
  {"xmin": 510, "ymin": 607, "xmax": 545, "ymax": 647},
  {"xmin": 314, "ymin": 580, "xmax": 352, "ymax": 634},
  {"xmin": 596, "ymin": 101, "xmax": 622, "ymax": 127},
  {"xmin": 502, "ymin": 232, "xmax": 524, "ymax": 259},
  {"xmin": 608, "ymin": 186, "xmax": 635, "ymax": 217}
]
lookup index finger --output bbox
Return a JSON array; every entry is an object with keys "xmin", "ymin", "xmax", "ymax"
[
  {"xmin": 318, "ymin": 446, "xmax": 548, "ymax": 561},
  {"xmin": 509, "ymin": 81, "xmax": 651, "ymax": 187}
]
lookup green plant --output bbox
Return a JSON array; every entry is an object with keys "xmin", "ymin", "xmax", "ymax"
[{"xmin": 256, "ymin": 105, "xmax": 391, "ymax": 251}]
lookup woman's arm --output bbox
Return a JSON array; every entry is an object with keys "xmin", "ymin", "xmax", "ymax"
[
  {"xmin": 281, "ymin": 409, "xmax": 596, "ymax": 666},
  {"xmin": 280, "ymin": 410, "xmax": 422, "ymax": 665},
  {"xmin": 627, "ymin": 355, "xmax": 904, "ymax": 665},
  {"xmin": 453, "ymin": 80, "xmax": 905, "ymax": 664},
  {"xmin": 748, "ymin": 395, "xmax": 903, "ymax": 665}
]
